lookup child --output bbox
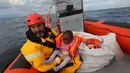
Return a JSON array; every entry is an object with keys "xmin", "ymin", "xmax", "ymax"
[{"xmin": 44, "ymin": 30, "xmax": 80, "ymax": 72}]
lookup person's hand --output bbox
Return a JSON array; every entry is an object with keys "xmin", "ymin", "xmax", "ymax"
[{"xmin": 46, "ymin": 24, "xmax": 52, "ymax": 29}]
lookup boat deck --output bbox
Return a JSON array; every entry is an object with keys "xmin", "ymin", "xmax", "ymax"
[
  {"xmin": 1, "ymin": 47, "xmax": 130, "ymax": 73},
  {"xmin": 91, "ymin": 55, "xmax": 130, "ymax": 73}
]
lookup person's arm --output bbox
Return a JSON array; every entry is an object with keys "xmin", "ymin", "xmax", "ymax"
[
  {"xmin": 44, "ymin": 50, "xmax": 61, "ymax": 64},
  {"xmin": 21, "ymin": 42, "xmax": 61, "ymax": 72},
  {"xmin": 51, "ymin": 28, "xmax": 58, "ymax": 36},
  {"xmin": 54, "ymin": 55, "xmax": 71, "ymax": 72}
]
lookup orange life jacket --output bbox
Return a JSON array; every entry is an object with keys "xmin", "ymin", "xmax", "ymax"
[
  {"xmin": 82, "ymin": 38, "xmax": 102, "ymax": 49},
  {"xmin": 55, "ymin": 32, "xmax": 81, "ymax": 58}
]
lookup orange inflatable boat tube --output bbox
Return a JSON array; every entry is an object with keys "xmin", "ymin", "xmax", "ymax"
[{"xmin": 84, "ymin": 19, "xmax": 130, "ymax": 55}]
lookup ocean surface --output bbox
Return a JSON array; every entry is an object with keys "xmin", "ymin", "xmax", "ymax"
[
  {"xmin": 0, "ymin": 7, "xmax": 130, "ymax": 71},
  {"xmin": 85, "ymin": 7, "xmax": 130, "ymax": 23}
]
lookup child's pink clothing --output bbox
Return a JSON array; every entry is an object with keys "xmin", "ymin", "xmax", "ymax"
[{"xmin": 57, "ymin": 36, "xmax": 79, "ymax": 55}]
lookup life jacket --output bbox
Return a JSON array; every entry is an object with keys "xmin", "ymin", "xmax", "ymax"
[
  {"xmin": 82, "ymin": 38, "xmax": 103, "ymax": 49},
  {"xmin": 55, "ymin": 32, "xmax": 81, "ymax": 58},
  {"xmin": 21, "ymin": 27, "xmax": 58, "ymax": 72},
  {"xmin": 26, "ymin": 27, "xmax": 58, "ymax": 49}
]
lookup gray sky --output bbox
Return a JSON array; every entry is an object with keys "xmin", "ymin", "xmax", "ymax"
[
  {"xmin": 0, "ymin": 0, "xmax": 130, "ymax": 17},
  {"xmin": 85, "ymin": 0, "xmax": 130, "ymax": 10}
]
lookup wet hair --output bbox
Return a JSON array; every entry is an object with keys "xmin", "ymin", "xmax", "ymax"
[{"xmin": 63, "ymin": 30, "xmax": 73, "ymax": 40}]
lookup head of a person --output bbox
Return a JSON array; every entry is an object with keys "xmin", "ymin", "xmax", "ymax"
[
  {"xmin": 63, "ymin": 30, "xmax": 74, "ymax": 44},
  {"xmin": 26, "ymin": 13, "xmax": 45, "ymax": 37}
]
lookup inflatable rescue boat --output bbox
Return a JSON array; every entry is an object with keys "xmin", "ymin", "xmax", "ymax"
[{"xmin": 2, "ymin": 0, "xmax": 130, "ymax": 73}]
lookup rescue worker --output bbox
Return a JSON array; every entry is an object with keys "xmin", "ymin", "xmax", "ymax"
[{"xmin": 21, "ymin": 13, "xmax": 83, "ymax": 73}]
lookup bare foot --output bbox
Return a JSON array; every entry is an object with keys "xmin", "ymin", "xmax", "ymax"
[{"xmin": 53, "ymin": 66, "xmax": 60, "ymax": 72}]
